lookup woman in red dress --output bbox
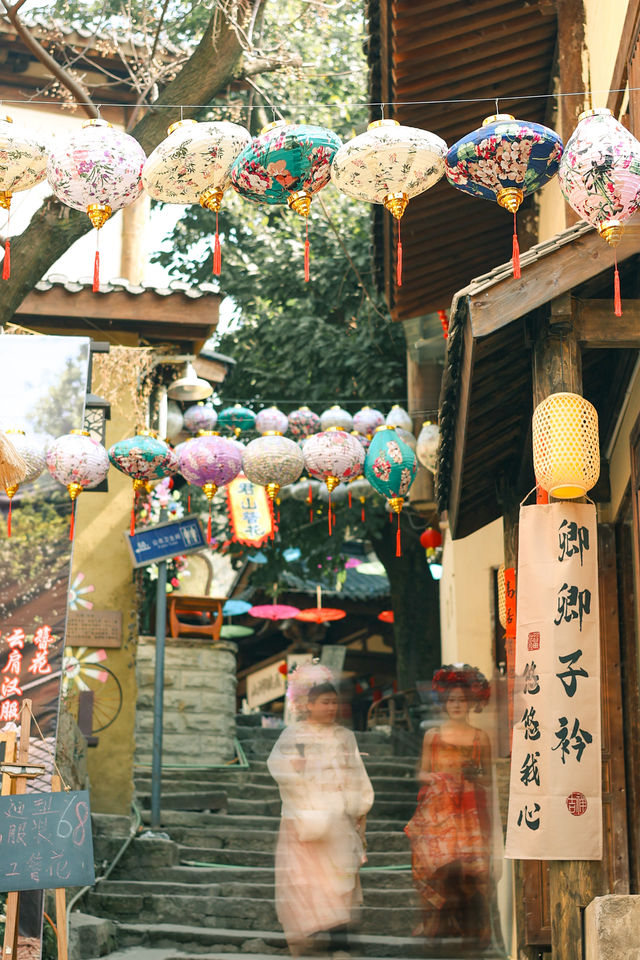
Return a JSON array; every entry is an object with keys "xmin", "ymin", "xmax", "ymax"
[{"xmin": 405, "ymin": 664, "xmax": 493, "ymax": 944}]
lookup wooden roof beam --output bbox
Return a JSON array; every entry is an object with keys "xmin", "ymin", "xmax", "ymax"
[{"xmin": 574, "ymin": 299, "xmax": 640, "ymax": 348}]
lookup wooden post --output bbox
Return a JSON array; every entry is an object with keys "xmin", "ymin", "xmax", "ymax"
[
  {"xmin": 556, "ymin": 0, "xmax": 587, "ymax": 227},
  {"xmin": 51, "ymin": 775, "xmax": 69, "ymax": 960},
  {"xmin": 2, "ymin": 700, "xmax": 32, "ymax": 960}
]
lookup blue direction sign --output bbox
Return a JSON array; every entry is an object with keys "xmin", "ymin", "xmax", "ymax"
[{"xmin": 126, "ymin": 515, "xmax": 207, "ymax": 568}]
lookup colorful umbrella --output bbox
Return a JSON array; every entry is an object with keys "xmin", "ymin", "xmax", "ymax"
[
  {"xmin": 377, "ymin": 610, "xmax": 394, "ymax": 623},
  {"xmin": 296, "ymin": 607, "xmax": 346, "ymax": 623},
  {"xmin": 220, "ymin": 624, "xmax": 255, "ymax": 639},
  {"xmin": 249, "ymin": 603, "xmax": 301, "ymax": 621},
  {"xmin": 222, "ymin": 599, "xmax": 252, "ymax": 617}
]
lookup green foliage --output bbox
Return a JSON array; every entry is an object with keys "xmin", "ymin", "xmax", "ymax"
[{"xmin": 28, "ymin": 356, "xmax": 87, "ymax": 438}]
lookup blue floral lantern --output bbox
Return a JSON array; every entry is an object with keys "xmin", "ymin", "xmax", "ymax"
[
  {"xmin": 108, "ymin": 430, "xmax": 178, "ymax": 534},
  {"xmin": 218, "ymin": 404, "xmax": 256, "ymax": 438},
  {"xmin": 364, "ymin": 425, "xmax": 417, "ymax": 557},
  {"xmin": 445, "ymin": 114, "xmax": 563, "ymax": 278},
  {"xmin": 231, "ymin": 120, "xmax": 342, "ymax": 281}
]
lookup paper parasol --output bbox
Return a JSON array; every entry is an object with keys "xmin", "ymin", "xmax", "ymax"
[
  {"xmin": 249, "ymin": 603, "xmax": 301, "ymax": 621},
  {"xmin": 223, "ymin": 599, "xmax": 252, "ymax": 617},
  {"xmin": 296, "ymin": 607, "xmax": 346, "ymax": 623},
  {"xmin": 220, "ymin": 624, "xmax": 255, "ymax": 639},
  {"xmin": 377, "ymin": 610, "xmax": 394, "ymax": 623}
]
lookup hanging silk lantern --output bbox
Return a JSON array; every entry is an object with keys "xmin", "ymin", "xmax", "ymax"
[
  {"xmin": 353, "ymin": 406, "xmax": 385, "ymax": 440},
  {"xmin": 183, "ymin": 402, "xmax": 218, "ymax": 435},
  {"xmin": 348, "ymin": 474, "xmax": 373, "ymax": 521},
  {"xmin": 231, "ymin": 121, "xmax": 342, "ymax": 282},
  {"xmin": 416, "ymin": 421, "xmax": 440, "ymax": 473},
  {"xmin": 351, "ymin": 429, "xmax": 371, "ymax": 453},
  {"xmin": 386, "ymin": 405, "xmax": 412, "ymax": 433},
  {"xmin": 46, "ymin": 430, "xmax": 110, "ymax": 540},
  {"xmin": 320, "ymin": 404, "xmax": 353, "ymax": 432},
  {"xmin": 142, "ymin": 119, "xmax": 250, "ymax": 276},
  {"xmin": 445, "ymin": 114, "xmax": 563, "ymax": 278},
  {"xmin": 242, "ymin": 433, "xmax": 304, "ymax": 503},
  {"xmin": 47, "ymin": 119, "xmax": 146, "ymax": 291},
  {"xmin": 288, "ymin": 406, "xmax": 320, "ymax": 438},
  {"xmin": 303, "ymin": 429, "xmax": 364, "ymax": 534},
  {"xmin": 3, "ymin": 430, "xmax": 46, "ymax": 536},
  {"xmin": 0, "ymin": 115, "xmax": 48, "ymax": 279},
  {"xmin": 166, "ymin": 402, "xmax": 184, "ymax": 443},
  {"xmin": 558, "ymin": 108, "xmax": 640, "ymax": 317},
  {"xmin": 331, "ymin": 119, "xmax": 447, "ymax": 286},
  {"xmin": 255, "ymin": 406, "xmax": 289, "ymax": 436},
  {"xmin": 290, "ymin": 476, "xmax": 321, "ymax": 523},
  {"xmin": 178, "ymin": 432, "xmax": 242, "ymax": 542},
  {"xmin": 420, "ymin": 527, "xmax": 442, "ymax": 550},
  {"xmin": 396, "ymin": 427, "xmax": 416, "ymax": 451},
  {"xmin": 108, "ymin": 431, "xmax": 178, "ymax": 535},
  {"xmin": 364, "ymin": 426, "xmax": 417, "ymax": 556},
  {"xmin": 218, "ymin": 403, "xmax": 256, "ymax": 437},
  {"xmin": 532, "ymin": 392, "xmax": 600, "ymax": 499}
]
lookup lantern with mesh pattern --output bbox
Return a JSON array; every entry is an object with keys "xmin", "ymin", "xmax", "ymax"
[{"xmin": 532, "ymin": 392, "xmax": 599, "ymax": 499}]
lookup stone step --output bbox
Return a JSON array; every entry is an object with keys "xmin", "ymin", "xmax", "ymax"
[
  {"xmin": 69, "ymin": 912, "xmax": 117, "ymax": 960},
  {"xmin": 110, "ymin": 864, "xmax": 413, "ymax": 891},
  {"xmin": 135, "ymin": 757, "xmax": 418, "ymax": 775},
  {"xmin": 134, "ymin": 772, "xmax": 419, "ymax": 794},
  {"xmin": 137, "ymin": 809, "xmax": 410, "ymax": 834},
  {"xmin": 222, "ymin": 796, "xmax": 415, "ymax": 819},
  {"xmin": 240, "ymin": 741, "xmax": 397, "ymax": 759},
  {"xmin": 136, "ymin": 790, "xmax": 228, "ymax": 812},
  {"xmin": 235, "ymin": 727, "xmax": 394, "ymax": 745},
  {"xmin": 175, "ymin": 844, "xmax": 410, "ymax": 870},
  {"xmin": 134, "ymin": 780, "xmax": 417, "ymax": 806},
  {"xmin": 157, "ymin": 825, "xmax": 410, "ymax": 853}
]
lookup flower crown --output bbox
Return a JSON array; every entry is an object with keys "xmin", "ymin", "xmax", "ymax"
[
  {"xmin": 286, "ymin": 661, "xmax": 335, "ymax": 718},
  {"xmin": 432, "ymin": 663, "xmax": 490, "ymax": 711}
]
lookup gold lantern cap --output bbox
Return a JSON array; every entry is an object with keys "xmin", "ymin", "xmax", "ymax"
[
  {"xmin": 0, "ymin": 115, "xmax": 13, "ymax": 124},
  {"xmin": 422, "ymin": 420, "xmax": 433, "ymax": 427},
  {"xmin": 597, "ymin": 219, "xmax": 624, "ymax": 247},
  {"xmin": 263, "ymin": 430, "xmax": 283, "ymax": 437},
  {"xmin": 368, "ymin": 119, "xmax": 400, "ymax": 131},
  {"xmin": 578, "ymin": 107, "xmax": 612, "ymax": 122},
  {"xmin": 261, "ymin": 120, "xmax": 289, "ymax": 135},
  {"xmin": 70, "ymin": 429, "xmax": 90, "ymax": 437},
  {"xmin": 197, "ymin": 430, "xmax": 220, "ymax": 437},
  {"xmin": 482, "ymin": 114, "xmax": 515, "ymax": 126},
  {"xmin": 82, "ymin": 118, "xmax": 113, "ymax": 129},
  {"xmin": 374, "ymin": 424, "xmax": 395, "ymax": 433},
  {"xmin": 168, "ymin": 119, "xmax": 197, "ymax": 135}
]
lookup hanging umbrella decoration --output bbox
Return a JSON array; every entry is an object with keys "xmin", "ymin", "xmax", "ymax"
[
  {"xmin": 331, "ymin": 119, "xmax": 448, "ymax": 286},
  {"xmin": 320, "ymin": 405, "xmax": 353, "ymax": 432},
  {"xmin": 303, "ymin": 429, "xmax": 365, "ymax": 534},
  {"xmin": 242, "ymin": 433, "xmax": 304, "ymax": 523},
  {"xmin": 108, "ymin": 431, "xmax": 178, "ymax": 536},
  {"xmin": 296, "ymin": 586, "xmax": 346, "ymax": 624},
  {"xmin": 364, "ymin": 425, "xmax": 417, "ymax": 557},
  {"xmin": 378, "ymin": 610, "xmax": 394, "ymax": 624},
  {"xmin": 183, "ymin": 402, "xmax": 218, "ymax": 435},
  {"xmin": 353, "ymin": 406, "xmax": 385, "ymax": 440},
  {"xmin": 255, "ymin": 406, "xmax": 289, "ymax": 436},
  {"xmin": 249, "ymin": 594, "xmax": 301, "ymax": 621},
  {"xmin": 218, "ymin": 404, "xmax": 256, "ymax": 438},
  {"xmin": 46, "ymin": 430, "xmax": 110, "ymax": 540},
  {"xmin": 47, "ymin": 118, "xmax": 146, "ymax": 291},
  {"xmin": 288, "ymin": 406, "xmax": 320, "ymax": 439},
  {"xmin": 142, "ymin": 119, "xmax": 251, "ymax": 276},
  {"xmin": 2, "ymin": 430, "xmax": 46, "ymax": 536},
  {"xmin": 558, "ymin": 107, "xmax": 640, "ymax": 317},
  {"xmin": 445, "ymin": 113, "xmax": 563, "ymax": 278},
  {"xmin": 178, "ymin": 432, "xmax": 243, "ymax": 542},
  {"xmin": 0, "ymin": 114, "xmax": 49, "ymax": 279},
  {"xmin": 231, "ymin": 120, "xmax": 342, "ymax": 281}
]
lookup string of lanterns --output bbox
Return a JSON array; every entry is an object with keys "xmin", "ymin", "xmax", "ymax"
[{"xmin": 2, "ymin": 106, "xmax": 639, "ymax": 311}]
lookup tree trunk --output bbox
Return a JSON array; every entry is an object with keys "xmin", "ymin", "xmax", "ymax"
[
  {"xmin": 372, "ymin": 514, "xmax": 441, "ymax": 690},
  {"xmin": 0, "ymin": 1, "xmax": 256, "ymax": 327}
]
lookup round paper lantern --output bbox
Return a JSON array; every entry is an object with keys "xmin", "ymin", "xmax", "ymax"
[
  {"xmin": 416, "ymin": 421, "xmax": 439, "ymax": 472},
  {"xmin": 142, "ymin": 119, "xmax": 251, "ymax": 276},
  {"xmin": 364, "ymin": 426, "xmax": 417, "ymax": 555},
  {"xmin": 0, "ymin": 115, "xmax": 49, "ymax": 280},
  {"xmin": 218, "ymin": 404, "xmax": 256, "ymax": 437},
  {"xmin": 231, "ymin": 121, "xmax": 342, "ymax": 281},
  {"xmin": 396, "ymin": 427, "xmax": 416, "ymax": 451},
  {"xmin": 349, "ymin": 474, "xmax": 374, "ymax": 522},
  {"xmin": 288, "ymin": 406, "xmax": 320, "ymax": 438},
  {"xmin": 386, "ymin": 405, "xmax": 412, "ymax": 433},
  {"xmin": 47, "ymin": 430, "xmax": 110, "ymax": 539},
  {"xmin": 318, "ymin": 482, "xmax": 348, "ymax": 505},
  {"xmin": 558, "ymin": 108, "xmax": 640, "ymax": 317},
  {"xmin": 331, "ymin": 119, "xmax": 447, "ymax": 286},
  {"xmin": 242, "ymin": 433, "xmax": 304, "ymax": 500},
  {"xmin": 166, "ymin": 402, "xmax": 184, "ymax": 442},
  {"xmin": 445, "ymin": 114, "xmax": 563, "ymax": 278},
  {"xmin": 420, "ymin": 527, "xmax": 442, "ymax": 551},
  {"xmin": 353, "ymin": 406, "xmax": 385, "ymax": 439},
  {"xmin": 320, "ymin": 405, "xmax": 353, "ymax": 432},
  {"xmin": 304, "ymin": 429, "xmax": 365, "ymax": 533},
  {"xmin": 255, "ymin": 406, "xmax": 289, "ymax": 436},
  {"xmin": 47, "ymin": 119, "xmax": 146, "ymax": 291},
  {"xmin": 532, "ymin": 392, "xmax": 600, "ymax": 499},
  {"xmin": 3, "ymin": 430, "xmax": 46, "ymax": 536},
  {"xmin": 183, "ymin": 402, "xmax": 218, "ymax": 435},
  {"xmin": 351, "ymin": 430, "xmax": 371, "ymax": 452},
  {"xmin": 108, "ymin": 431, "xmax": 178, "ymax": 535},
  {"xmin": 178, "ymin": 432, "xmax": 242, "ymax": 540}
]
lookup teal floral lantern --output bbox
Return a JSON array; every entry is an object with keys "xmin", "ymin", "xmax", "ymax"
[
  {"xmin": 108, "ymin": 430, "xmax": 178, "ymax": 535},
  {"xmin": 230, "ymin": 120, "xmax": 342, "ymax": 281},
  {"xmin": 445, "ymin": 114, "xmax": 563, "ymax": 278},
  {"xmin": 364, "ymin": 425, "xmax": 417, "ymax": 557},
  {"xmin": 218, "ymin": 403, "xmax": 256, "ymax": 437}
]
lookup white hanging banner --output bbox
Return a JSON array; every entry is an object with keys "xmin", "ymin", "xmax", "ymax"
[{"xmin": 505, "ymin": 501, "xmax": 602, "ymax": 860}]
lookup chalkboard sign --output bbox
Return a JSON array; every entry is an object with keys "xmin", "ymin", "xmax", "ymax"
[
  {"xmin": 126, "ymin": 515, "xmax": 207, "ymax": 568},
  {"xmin": 0, "ymin": 791, "xmax": 95, "ymax": 891}
]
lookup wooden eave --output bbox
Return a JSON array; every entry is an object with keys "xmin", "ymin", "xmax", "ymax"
[{"xmin": 439, "ymin": 220, "xmax": 640, "ymax": 540}]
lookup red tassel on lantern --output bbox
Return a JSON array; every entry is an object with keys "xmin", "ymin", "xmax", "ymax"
[
  {"xmin": 614, "ymin": 252, "xmax": 622, "ymax": 317},
  {"xmin": 361, "ymin": 503, "xmax": 365, "ymax": 524},
  {"xmin": 512, "ymin": 212, "xmax": 521, "ymax": 279},
  {"xmin": 188, "ymin": 493, "xmax": 191, "ymax": 513},
  {"xmin": 348, "ymin": 490, "xmax": 352, "ymax": 509},
  {"xmin": 2, "ymin": 238, "xmax": 10, "ymax": 281},
  {"xmin": 213, "ymin": 211, "xmax": 222, "ymax": 276},
  {"xmin": 395, "ymin": 512, "xmax": 402, "ymax": 558},
  {"xmin": 304, "ymin": 220, "xmax": 310, "ymax": 283},
  {"xmin": 7, "ymin": 499, "xmax": 11, "ymax": 537},
  {"xmin": 93, "ymin": 250, "xmax": 100, "ymax": 293},
  {"xmin": 309, "ymin": 507, "xmax": 313, "ymax": 524},
  {"xmin": 69, "ymin": 500, "xmax": 76, "ymax": 542},
  {"xmin": 397, "ymin": 220, "xmax": 403, "ymax": 288},
  {"xmin": 328, "ymin": 497, "xmax": 332, "ymax": 535},
  {"xmin": 207, "ymin": 504, "xmax": 212, "ymax": 544}
]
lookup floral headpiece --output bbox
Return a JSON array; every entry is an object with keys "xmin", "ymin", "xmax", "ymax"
[
  {"xmin": 432, "ymin": 663, "xmax": 490, "ymax": 712},
  {"xmin": 286, "ymin": 661, "xmax": 335, "ymax": 718}
]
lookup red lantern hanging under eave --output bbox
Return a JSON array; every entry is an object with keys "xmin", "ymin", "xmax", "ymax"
[{"xmin": 420, "ymin": 527, "xmax": 442, "ymax": 550}]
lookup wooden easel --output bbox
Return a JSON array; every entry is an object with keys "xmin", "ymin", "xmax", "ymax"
[{"xmin": 1, "ymin": 700, "xmax": 69, "ymax": 960}]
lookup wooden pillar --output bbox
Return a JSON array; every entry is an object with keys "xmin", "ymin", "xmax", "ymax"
[
  {"xmin": 557, "ymin": 0, "xmax": 587, "ymax": 226},
  {"xmin": 120, "ymin": 193, "xmax": 150, "ymax": 285},
  {"xmin": 407, "ymin": 350, "xmax": 439, "ymax": 514},
  {"xmin": 532, "ymin": 293, "xmax": 582, "ymax": 405}
]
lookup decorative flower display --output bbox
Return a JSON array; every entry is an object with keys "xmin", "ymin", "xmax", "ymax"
[
  {"xmin": 255, "ymin": 405, "xmax": 289, "ymax": 436},
  {"xmin": 320, "ymin": 404, "xmax": 354, "ymax": 432},
  {"xmin": 47, "ymin": 430, "xmax": 110, "ymax": 539},
  {"xmin": 364, "ymin": 425, "xmax": 417, "ymax": 556},
  {"xmin": 353, "ymin": 406, "xmax": 385, "ymax": 439},
  {"xmin": 432, "ymin": 663, "xmax": 490, "ymax": 711},
  {"xmin": 385, "ymin": 405, "xmax": 412, "ymax": 433},
  {"xmin": 183, "ymin": 402, "xmax": 218, "ymax": 434},
  {"xmin": 288, "ymin": 406, "xmax": 320, "ymax": 438},
  {"xmin": 218, "ymin": 403, "xmax": 256, "ymax": 437},
  {"xmin": 242, "ymin": 433, "xmax": 304, "ymax": 500}
]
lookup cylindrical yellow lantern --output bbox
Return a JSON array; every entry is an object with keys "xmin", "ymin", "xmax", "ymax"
[
  {"xmin": 532, "ymin": 391, "xmax": 599, "ymax": 499},
  {"xmin": 497, "ymin": 563, "xmax": 506, "ymax": 629}
]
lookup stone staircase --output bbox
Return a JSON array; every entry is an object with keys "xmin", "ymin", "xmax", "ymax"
[{"xmin": 72, "ymin": 718, "xmax": 505, "ymax": 960}]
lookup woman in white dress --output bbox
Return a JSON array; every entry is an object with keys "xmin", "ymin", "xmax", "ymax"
[{"xmin": 267, "ymin": 663, "xmax": 374, "ymax": 959}]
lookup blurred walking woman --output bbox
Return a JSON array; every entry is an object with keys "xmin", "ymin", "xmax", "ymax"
[{"xmin": 268, "ymin": 663, "xmax": 374, "ymax": 959}]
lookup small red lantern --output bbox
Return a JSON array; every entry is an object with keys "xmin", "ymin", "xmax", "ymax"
[{"xmin": 420, "ymin": 527, "xmax": 442, "ymax": 550}]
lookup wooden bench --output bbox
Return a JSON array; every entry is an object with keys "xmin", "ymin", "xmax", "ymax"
[{"xmin": 167, "ymin": 595, "xmax": 227, "ymax": 642}]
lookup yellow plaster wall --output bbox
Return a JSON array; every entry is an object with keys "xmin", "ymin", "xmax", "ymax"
[
  {"xmin": 607, "ymin": 360, "xmax": 640, "ymax": 519},
  {"xmin": 536, "ymin": 176, "xmax": 567, "ymax": 245},
  {"xmin": 584, "ymin": 0, "xmax": 628, "ymax": 106}
]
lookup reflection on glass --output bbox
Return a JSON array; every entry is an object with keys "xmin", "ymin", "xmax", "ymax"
[
  {"xmin": 267, "ymin": 663, "xmax": 374, "ymax": 958},
  {"xmin": 405, "ymin": 664, "xmax": 496, "ymax": 946}
]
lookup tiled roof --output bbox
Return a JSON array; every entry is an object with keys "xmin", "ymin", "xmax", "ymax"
[{"xmin": 34, "ymin": 273, "xmax": 218, "ymax": 300}]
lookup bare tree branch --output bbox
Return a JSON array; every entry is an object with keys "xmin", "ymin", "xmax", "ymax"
[
  {"xmin": 150, "ymin": 0, "xmax": 171, "ymax": 62},
  {"xmin": 240, "ymin": 52, "xmax": 303, "ymax": 79}
]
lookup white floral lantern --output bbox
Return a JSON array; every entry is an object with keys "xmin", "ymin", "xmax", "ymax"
[
  {"xmin": 0, "ymin": 115, "xmax": 49, "ymax": 279},
  {"xmin": 386, "ymin": 404, "xmax": 412, "ymax": 433},
  {"xmin": 47, "ymin": 119, "xmax": 146, "ymax": 291},
  {"xmin": 416, "ymin": 420, "xmax": 440, "ymax": 472},
  {"xmin": 331, "ymin": 119, "xmax": 447, "ymax": 285},
  {"xmin": 353, "ymin": 406, "xmax": 385, "ymax": 439},
  {"xmin": 242, "ymin": 433, "xmax": 304, "ymax": 500},
  {"xmin": 288, "ymin": 406, "xmax": 320, "ymax": 438},
  {"xmin": 320, "ymin": 404, "xmax": 353, "ymax": 432},
  {"xmin": 304, "ymin": 429, "xmax": 364, "ymax": 534},
  {"xmin": 142, "ymin": 119, "xmax": 251, "ymax": 275},
  {"xmin": 183, "ymin": 402, "xmax": 218, "ymax": 434},
  {"xmin": 255, "ymin": 406, "xmax": 289, "ymax": 436},
  {"xmin": 3, "ymin": 430, "xmax": 46, "ymax": 536},
  {"xmin": 46, "ymin": 430, "xmax": 110, "ymax": 539},
  {"xmin": 166, "ymin": 402, "xmax": 184, "ymax": 442},
  {"xmin": 396, "ymin": 427, "xmax": 417, "ymax": 451}
]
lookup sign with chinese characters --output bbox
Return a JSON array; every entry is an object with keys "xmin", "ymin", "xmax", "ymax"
[
  {"xmin": 66, "ymin": 610, "xmax": 122, "ymax": 648},
  {"xmin": 505, "ymin": 502, "xmax": 601, "ymax": 860},
  {"xmin": 126, "ymin": 515, "xmax": 207, "ymax": 568},
  {"xmin": 227, "ymin": 474, "xmax": 274, "ymax": 548},
  {"xmin": 247, "ymin": 661, "xmax": 287, "ymax": 708}
]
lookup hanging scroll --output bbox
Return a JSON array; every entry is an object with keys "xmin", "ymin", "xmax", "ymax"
[
  {"xmin": 227, "ymin": 473, "xmax": 274, "ymax": 547},
  {"xmin": 505, "ymin": 501, "xmax": 602, "ymax": 860}
]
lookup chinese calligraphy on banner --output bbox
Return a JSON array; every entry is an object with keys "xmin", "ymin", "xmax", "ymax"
[
  {"xmin": 505, "ymin": 501, "xmax": 602, "ymax": 860},
  {"xmin": 227, "ymin": 474, "xmax": 274, "ymax": 547}
]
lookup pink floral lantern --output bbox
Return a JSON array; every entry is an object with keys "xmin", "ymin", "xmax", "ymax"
[
  {"xmin": 0, "ymin": 114, "xmax": 49, "ymax": 279},
  {"xmin": 558, "ymin": 108, "xmax": 640, "ymax": 317},
  {"xmin": 178, "ymin": 432, "xmax": 242, "ymax": 542},
  {"xmin": 108, "ymin": 431, "xmax": 178, "ymax": 535},
  {"xmin": 46, "ymin": 430, "xmax": 110, "ymax": 540},
  {"xmin": 303, "ymin": 429, "xmax": 364, "ymax": 533},
  {"xmin": 353, "ymin": 406, "xmax": 385, "ymax": 440},
  {"xmin": 255, "ymin": 405, "xmax": 289, "ymax": 436},
  {"xmin": 47, "ymin": 119, "xmax": 146, "ymax": 291},
  {"xmin": 288, "ymin": 406, "xmax": 320, "ymax": 438}
]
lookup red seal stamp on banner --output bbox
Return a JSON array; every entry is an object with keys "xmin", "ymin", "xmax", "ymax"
[
  {"xmin": 527, "ymin": 631, "xmax": 540, "ymax": 651},
  {"xmin": 566, "ymin": 791, "xmax": 588, "ymax": 816}
]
